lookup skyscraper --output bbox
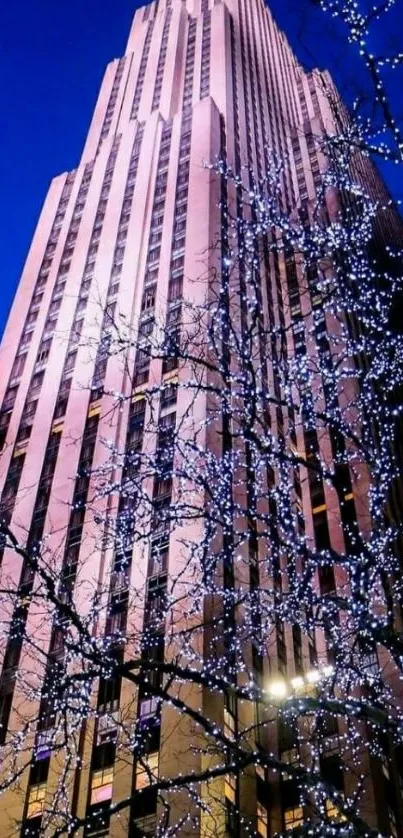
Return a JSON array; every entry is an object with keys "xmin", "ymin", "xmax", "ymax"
[{"xmin": 1, "ymin": 0, "xmax": 402, "ymax": 836}]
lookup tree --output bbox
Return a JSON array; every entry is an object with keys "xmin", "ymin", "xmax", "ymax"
[
  {"xmin": 311, "ymin": 0, "xmax": 403, "ymax": 167},
  {"xmin": 1, "ymin": 4, "xmax": 403, "ymax": 838}
]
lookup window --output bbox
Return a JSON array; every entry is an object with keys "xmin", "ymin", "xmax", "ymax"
[
  {"xmin": 21, "ymin": 817, "xmax": 42, "ymax": 837},
  {"xmin": 325, "ymin": 799, "xmax": 346, "ymax": 822},
  {"xmin": 64, "ymin": 351, "xmax": 77, "ymax": 373},
  {"xmin": 3, "ymin": 386, "xmax": 18, "ymax": 410},
  {"xmin": 292, "ymin": 624, "xmax": 303, "ymax": 674},
  {"xmin": 26, "ymin": 783, "xmax": 47, "ymax": 819},
  {"xmin": 284, "ymin": 806, "xmax": 303, "ymax": 830},
  {"xmin": 320, "ymin": 754, "xmax": 344, "ymax": 793},
  {"xmin": 313, "ymin": 511, "xmax": 330, "ymax": 550},
  {"xmin": 257, "ymin": 803, "xmax": 268, "ymax": 838},
  {"xmin": 160, "ymin": 383, "xmax": 177, "ymax": 410},
  {"xmin": 138, "ymin": 697, "xmax": 160, "ymax": 720},
  {"xmin": 144, "ymin": 576, "xmax": 167, "ymax": 628},
  {"xmin": 171, "ymin": 255, "xmax": 184, "ymax": 271},
  {"xmin": 135, "ymin": 345, "xmax": 151, "ymax": 366},
  {"xmin": 71, "ymin": 319, "xmax": 84, "ymax": 344},
  {"xmin": 149, "ymin": 231, "xmax": 162, "ymax": 246},
  {"xmin": 107, "ymin": 280, "xmax": 120, "ymax": 300},
  {"xmin": 142, "ymin": 285, "xmax": 157, "ymax": 312},
  {"xmin": 147, "ymin": 245, "xmax": 161, "ymax": 262},
  {"xmin": 10, "ymin": 353, "xmax": 27, "ymax": 380},
  {"xmin": 168, "ymin": 276, "xmax": 183, "ymax": 302},
  {"xmin": 148, "ymin": 537, "xmax": 169, "ymax": 577},
  {"xmin": 53, "ymin": 278, "xmax": 66, "ymax": 297},
  {"xmin": 166, "ymin": 304, "xmax": 182, "ymax": 327},
  {"xmin": 139, "ymin": 318, "xmax": 154, "ymax": 337},
  {"xmin": 277, "ymin": 632, "xmax": 287, "ymax": 673},
  {"xmin": 154, "ymin": 476, "xmax": 172, "ymax": 498},
  {"xmin": 135, "ymin": 752, "xmax": 159, "ymax": 789},
  {"xmin": 0, "ymin": 693, "xmax": 13, "ymax": 745},
  {"xmin": 90, "ymin": 767, "xmax": 114, "ymax": 805},
  {"xmin": 162, "ymin": 326, "xmax": 180, "ymax": 373},
  {"xmin": 0, "ymin": 409, "xmax": 11, "ymax": 437},
  {"xmin": 36, "ymin": 339, "xmax": 52, "ymax": 366},
  {"xmin": 26, "ymin": 310, "xmax": 39, "ymax": 327},
  {"xmin": 114, "ymin": 246, "xmax": 125, "ymax": 263},
  {"xmin": 224, "ymin": 707, "xmax": 235, "ymax": 740},
  {"xmin": 225, "ymin": 773, "xmax": 236, "ymax": 804},
  {"xmin": 134, "ymin": 364, "xmax": 150, "ymax": 387},
  {"xmin": 319, "ymin": 564, "xmax": 336, "ymax": 594},
  {"xmin": 225, "ymin": 775, "xmax": 238, "ymax": 835},
  {"xmin": 280, "ymin": 748, "xmax": 299, "ymax": 767},
  {"xmin": 31, "ymin": 291, "xmax": 44, "ymax": 309},
  {"xmin": 105, "ymin": 605, "xmax": 127, "ymax": 638},
  {"xmin": 16, "ymin": 424, "xmax": 32, "ymax": 443}
]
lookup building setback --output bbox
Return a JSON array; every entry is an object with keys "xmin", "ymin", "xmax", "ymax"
[{"xmin": 0, "ymin": 0, "xmax": 402, "ymax": 836}]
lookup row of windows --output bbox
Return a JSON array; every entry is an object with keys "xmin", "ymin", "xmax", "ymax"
[
  {"xmin": 0, "ymin": 159, "xmax": 95, "ymax": 463},
  {"xmin": 0, "ymin": 427, "xmax": 62, "ymax": 748},
  {"xmin": 101, "ymin": 127, "xmax": 144, "ymax": 323},
  {"xmin": 124, "ymin": 395, "xmax": 176, "ymax": 815},
  {"xmin": 21, "ymin": 417, "xmax": 101, "ymax": 828},
  {"xmin": 248, "ymin": 0, "xmax": 294, "ymax": 202},
  {"xmin": 131, "ymin": 21, "xmax": 155, "ymax": 121},
  {"xmin": 182, "ymin": 20, "xmax": 196, "ymax": 114},
  {"xmin": 89, "ymin": 397, "xmax": 151, "ymax": 819},
  {"xmin": 229, "ymin": 19, "xmax": 242, "ymax": 187},
  {"xmin": 200, "ymin": 12, "xmax": 211, "ymax": 99},
  {"xmin": 151, "ymin": 9, "xmax": 172, "ymax": 112},
  {"xmin": 0, "ymin": 452, "xmax": 25, "ymax": 551},
  {"xmin": 25, "ymin": 769, "xmax": 394, "ymax": 837},
  {"xmin": 137, "ymin": 125, "xmax": 172, "ymax": 347},
  {"xmin": 54, "ymin": 139, "xmax": 122, "ymax": 411},
  {"xmin": 162, "ymin": 109, "xmax": 192, "ymax": 328},
  {"xmin": 297, "ymin": 76, "xmax": 310, "ymax": 124},
  {"xmin": 0, "ymin": 171, "xmax": 79, "ymax": 441},
  {"xmin": 98, "ymin": 58, "xmax": 126, "ymax": 149},
  {"xmin": 240, "ymin": 4, "xmax": 264, "ymax": 176},
  {"xmin": 104, "ymin": 394, "xmax": 147, "ymax": 646},
  {"xmin": 19, "ymin": 172, "xmax": 76, "ymax": 344}
]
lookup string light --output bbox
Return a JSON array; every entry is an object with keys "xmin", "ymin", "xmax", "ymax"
[{"xmin": 1, "ymin": 1, "xmax": 403, "ymax": 836}]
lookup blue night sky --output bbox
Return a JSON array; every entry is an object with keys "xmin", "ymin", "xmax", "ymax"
[{"xmin": 1, "ymin": 0, "xmax": 402, "ymax": 337}]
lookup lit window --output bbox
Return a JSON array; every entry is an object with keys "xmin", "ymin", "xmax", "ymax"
[
  {"xmin": 90, "ymin": 766, "xmax": 114, "ymax": 804},
  {"xmin": 135, "ymin": 752, "xmax": 159, "ymax": 789},
  {"xmin": 257, "ymin": 803, "xmax": 268, "ymax": 838},
  {"xmin": 138, "ymin": 697, "xmax": 160, "ymax": 719},
  {"xmin": 27, "ymin": 783, "xmax": 46, "ymax": 818},
  {"xmin": 284, "ymin": 806, "xmax": 303, "ymax": 830},
  {"xmin": 224, "ymin": 707, "xmax": 235, "ymax": 740},
  {"xmin": 280, "ymin": 748, "xmax": 299, "ymax": 766},
  {"xmin": 325, "ymin": 799, "xmax": 346, "ymax": 822},
  {"xmin": 225, "ymin": 773, "xmax": 236, "ymax": 804}
]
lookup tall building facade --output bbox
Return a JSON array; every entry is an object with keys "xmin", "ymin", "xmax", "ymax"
[{"xmin": 1, "ymin": 0, "xmax": 402, "ymax": 837}]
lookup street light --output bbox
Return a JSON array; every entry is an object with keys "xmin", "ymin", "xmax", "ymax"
[
  {"xmin": 267, "ymin": 678, "xmax": 288, "ymax": 700},
  {"xmin": 267, "ymin": 665, "xmax": 335, "ymax": 702}
]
